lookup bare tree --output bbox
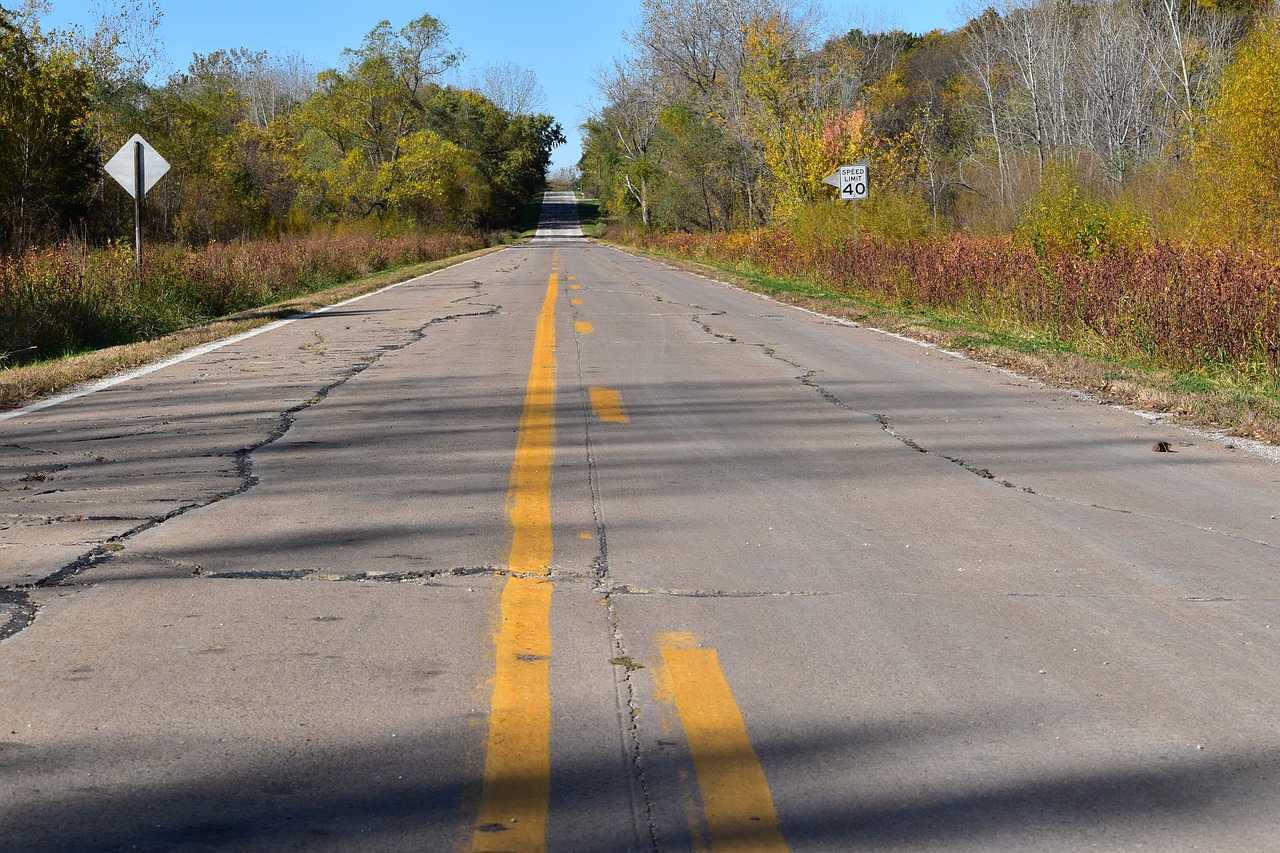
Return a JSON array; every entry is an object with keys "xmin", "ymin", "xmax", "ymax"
[
  {"xmin": 1077, "ymin": 0, "xmax": 1157, "ymax": 183},
  {"xmin": 238, "ymin": 51, "xmax": 316, "ymax": 127},
  {"xmin": 620, "ymin": 0, "xmax": 823, "ymax": 225},
  {"xmin": 549, "ymin": 165, "xmax": 579, "ymax": 188},
  {"xmin": 1144, "ymin": 0, "xmax": 1242, "ymax": 155},
  {"xmin": 593, "ymin": 57, "xmax": 665, "ymax": 225},
  {"xmin": 959, "ymin": 7, "xmax": 1013, "ymax": 204},
  {"xmin": 474, "ymin": 61, "xmax": 546, "ymax": 115}
]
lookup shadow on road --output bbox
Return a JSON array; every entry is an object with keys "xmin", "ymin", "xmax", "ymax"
[{"xmin": 4, "ymin": 711, "xmax": 1277, "ymax": 851}]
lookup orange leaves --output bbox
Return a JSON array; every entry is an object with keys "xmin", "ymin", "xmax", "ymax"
[{"xmin": 820, "ymin": 107, "xmax": 868, "ymax": 167}]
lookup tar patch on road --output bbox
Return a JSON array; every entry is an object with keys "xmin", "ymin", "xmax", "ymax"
[{"xmin": 0, "ymin": 589, "xmax": 37, "ymax": 640}]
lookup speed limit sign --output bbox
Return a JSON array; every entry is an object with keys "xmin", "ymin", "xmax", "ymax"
[{"xmin": 839, "ymin": 164, "xmax": 869, "ymax": 200}]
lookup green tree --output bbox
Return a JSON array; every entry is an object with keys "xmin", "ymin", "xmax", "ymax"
[
  {"xmin": 300, "ymin": 14, "xmax": 463, "ymax": 219},
  {"xmin": 0, "ymin": 9, "xmax": 97, "ymax": 251},
  {"xmin": 425, "ymin": 87, "xmax": 563, "ymax": 224},
  {"xmin": 147, "ymin": 52, "xmax": 260, "ymax": 241}
]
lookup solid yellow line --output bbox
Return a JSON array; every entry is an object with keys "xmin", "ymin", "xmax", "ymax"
[
  {"xmin": 661, "ymin": 641, "xmax": 789, "ymax": 852},
  {"xmin": 473, "ymin": 577, "xmax": 553, "ymax": 852},
  {"xmin": 472, "ymin": 265, "xmax": 560, "ymax": 853},
  {"xmin": 589, "ymin": 387, "xmax": 629, "ymax": 424},
  {"xmin": 505, "ymin": 270, "xmax": 558, "ymax": 574}
]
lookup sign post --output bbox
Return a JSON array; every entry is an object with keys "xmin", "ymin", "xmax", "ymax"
[
  {"xmin": 824, "ymin": 160, "xmax": 871, "ymax": 238},
  {"xmin": 105, "ymin": 134, "xmax": 170, "ymax": 280}
]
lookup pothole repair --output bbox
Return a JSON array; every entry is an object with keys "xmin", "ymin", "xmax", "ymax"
[{"xmin": 0, "ymin": 589, "xmax": 36, "ymax": 641}]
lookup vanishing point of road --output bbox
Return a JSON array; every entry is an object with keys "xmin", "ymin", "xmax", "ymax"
[{"xmin": 3, "ymin": 193, "xmax": 1279, "ymax": 851}]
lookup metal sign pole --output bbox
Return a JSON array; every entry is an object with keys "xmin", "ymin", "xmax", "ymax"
[
  {"xmin": 824, "ymin": 160, "xmax": 870, "ymax": 243},
  {"xmin": 133, "ymin": 141, "xmax": 144, "ymax": 281}
]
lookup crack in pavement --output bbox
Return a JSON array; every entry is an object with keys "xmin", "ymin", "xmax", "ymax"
[
  {"xmin": 691, "ymin": 312, "xmax": 1280, "ymax": 553},
  {"xmin": 569, "ymin": 281, "xmax": 659, "ymax": 852},
  {"xmin": 4, "ymin": 293, "xmax": 503, "ymax": 640},
  {"xmin": 603, "ymin": 583, "xmax": 831, "ymax": 598},
  {"xmin": 198, "ymin": 567, "xmax": 503, "ymax": 583},
  {"xmin": 803, "ymin": 364, "xmax": 1279, "ymax": 549}
]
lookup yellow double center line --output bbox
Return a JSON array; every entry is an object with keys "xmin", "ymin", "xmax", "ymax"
[
  {"xmin": 472, "ymin": 263, "xmax": 560, "ymax": 853},
  {"xmin": 472, "ymin": 259, "xmax": 788, "ymax": 851}
]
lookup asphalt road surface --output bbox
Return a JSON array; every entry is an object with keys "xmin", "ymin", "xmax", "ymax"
[{"xmin": 3, "ymin": 192, "xmax": 1280, "ymax": 852}]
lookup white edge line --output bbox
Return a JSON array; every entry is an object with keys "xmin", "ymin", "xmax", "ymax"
[{"xmin": 1, "ymin": 254, "xmax": 488, "ymax": 423}]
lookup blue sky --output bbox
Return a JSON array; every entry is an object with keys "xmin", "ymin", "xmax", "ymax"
[{"xmin": 41, "ymin": 1, "xmax": 961, "ymax": 172}]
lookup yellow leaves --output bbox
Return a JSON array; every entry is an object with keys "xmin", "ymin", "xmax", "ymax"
[
  {"xmin": 742, "ymin": 14, "xmax": 870, "ymax": 222},
  {"xmin": 1195, "ymin": 14, "xmax": 1280, "ymax": 252},
  {"xmin": 386, "ymin": 130, "xmax": 487, "ymax": 224},
  {"xmin": 1017, "ymin": 165, "xmax": 1151, "ymax": 258},
  {"xmin": 872, "ymin": 129, "xmax": 922, "ymax": 192}
]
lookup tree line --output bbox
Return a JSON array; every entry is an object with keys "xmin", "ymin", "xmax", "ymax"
[
  {"xmin": 0, "ymin": 2, "xmax": 564, "ymax": 254},
  {"xmin": 580, "ymin": 0, "xmax": 1280, "ymax": 253}
]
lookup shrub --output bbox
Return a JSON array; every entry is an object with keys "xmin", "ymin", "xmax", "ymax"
[
  {"xmin": 0, "ymin": 232, "xmax": 482, "ymax": 365},
  {"xmin": 1017, "ymin": 166, "xmax": 1151, "ymax": 258},
  {"xmin": 626, "ymin": 227, "xmax": 1280, "ymax": 386}
]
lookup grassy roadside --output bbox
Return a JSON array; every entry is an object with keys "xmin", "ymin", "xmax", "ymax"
[
  {"xmin": 0, "ymin": 244, "xmax": 506, "ymax": 411},
  {"xmin": 512, "ymin": 192, "xmax": 545, "ymax": 239},
  {"xmin": 602, "ymin": 240, "xmax": 1280, "ymax": 447},
  {"xmin": 576, "ymin": 198, "xmax": 603, "ymax": 236}
]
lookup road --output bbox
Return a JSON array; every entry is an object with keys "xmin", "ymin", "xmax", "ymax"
[{"xmin": 3, "ymin": 192, "xmax": 1280, "ymax": 852}]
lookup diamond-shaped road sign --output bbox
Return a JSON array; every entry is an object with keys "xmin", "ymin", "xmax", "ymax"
[{"xmin": 105, "ymin": 134, "xmax": 170, "ymax": 199}]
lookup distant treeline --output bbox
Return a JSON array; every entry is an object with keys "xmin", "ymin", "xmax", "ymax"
[
  {"xmin": 582, "ymin": 0, "xmax": 1280, "ymax": 255},
  {"xmin": 0, "ymin": 6, "xmax": 564, "ymax": 253}
]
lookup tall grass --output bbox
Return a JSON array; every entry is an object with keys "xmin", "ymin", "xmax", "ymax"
[
  {"xmin": 1, "ymin": 232, "xmax": 482, "ymax": 366},
  {"xmin": 628, "ymin": 229, "xmax": 1280, "ymax": 387}
]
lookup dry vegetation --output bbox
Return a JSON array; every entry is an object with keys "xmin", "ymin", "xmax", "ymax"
[
  {"xmin": 610, "ymin": 230, "xmax": 1280, "ymax": 445},
  {"xmin": 0, "ymin": 241, "xmax": 500, "ymax": 410}
]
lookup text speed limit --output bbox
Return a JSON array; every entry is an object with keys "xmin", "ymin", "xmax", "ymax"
[{"xmin": 839, "ymin": 164, "xmax": 869, "ymax": 200}]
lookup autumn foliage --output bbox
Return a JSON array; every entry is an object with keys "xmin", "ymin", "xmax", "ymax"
[
  {"xmin": 0, "ymin": 232, "xmax": 481, "ymax": 364},
  {"xmin": 630, "ymin": 228, "xmax": 1280, "ymax": 386},
  {"xmin": 1195, "ymin": 14, "xmax": 1280, "ymax": 253}
]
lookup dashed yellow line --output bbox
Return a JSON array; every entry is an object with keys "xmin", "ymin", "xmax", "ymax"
[
  {"xmin": 472, "ymin": 260, "xmax": 560, "ymax": 853},
  {"xmin": 660, "ymin": 633, "xmax": 789, "ymax": 852},
  {"xmin": 589, "ymin": 387, "xmax": 629, "ymax": 424},
  {"xmin": 575, "ymin": 321, "xmax": 594, "ymax": 334}
]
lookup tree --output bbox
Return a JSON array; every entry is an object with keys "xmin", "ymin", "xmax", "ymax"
[
  {"xmin": 1195, "ymin": 13, "xmax": 1280, "ymax": 251},
  {"xmin": 424, "ymin": 86, "xmax": 564, "ymax": 225},
  {"xmin": 473, "ymin": 61, "xmax": 546, "ymax": 115},
  {"xmin": 300, "ymin": 14, "xmax": 463, "ymax": 217},
  {"xmin": 0, "ymin": 9, "xmax": 96, "ymax": 251},
  {"xmin": 590, "ymin": 58, "xmax": 664, "ymax": 226},
  {"xmin": 742, "ymin": 13, "xmax": 868, "ymax": 220},
  {"xmin": 652, "ymin": 103, "xmax": 741, "ymax": 230},
  {"xmin": 620, "ymin": 0, "xmax": 822, "ymax": 226}
]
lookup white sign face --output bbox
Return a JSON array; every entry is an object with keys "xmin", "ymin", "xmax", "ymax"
[
  {"xmin": 839, "ymin": 164, "xmax": 869, "ymax": 200},
  {"xmin": 105, "ymin": 134, "xmax": 170, "ymax": 199}
]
